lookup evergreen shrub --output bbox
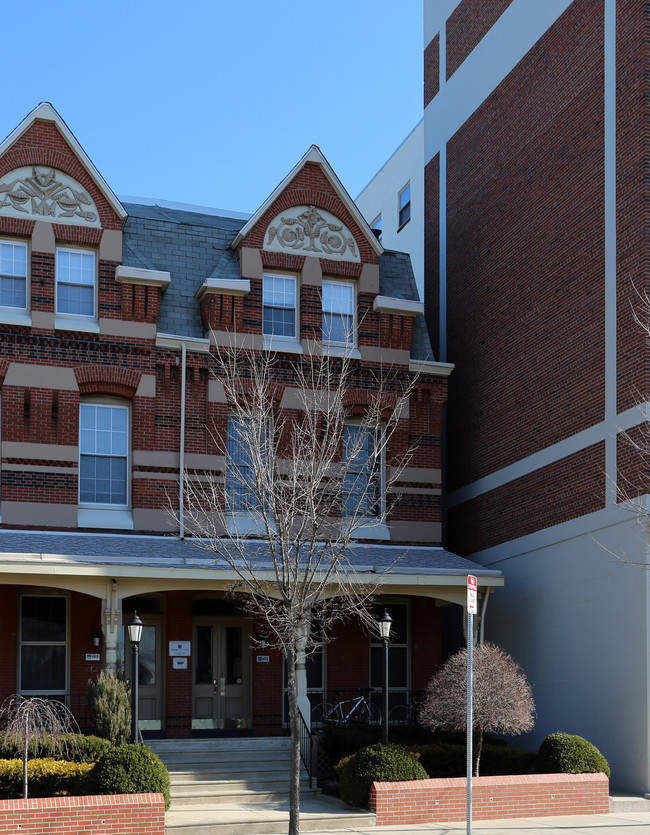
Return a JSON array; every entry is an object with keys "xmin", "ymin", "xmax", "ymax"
[
  {"xmin": 86, "ymin": 671, "xmax": 131, "ymax": 746},
  {"xmin": 338, "ymin": 743, "xmax": 428, "ymax": 808},
  {"xmin": 536, "ymin": 733, "xmax": 610, "ymax": 777},
  {"xmin": 0, "ymin": 758, "xmax": 92, "ymax": 798},
  {"xmin": 91, "ymin": 744, "xmax": 171, "ymax": 809}
]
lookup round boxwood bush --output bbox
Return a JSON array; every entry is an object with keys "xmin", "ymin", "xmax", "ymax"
[
  {"xmin": 91, "ymin": 744, "xmax": 171, "ymax": 809},
  {"xmin": 338, "ymin": 743, "xmax": 428, "ymax": 808},
  {"xmin": 537, "ymin": 733, "xmax": 610, "ymax": 777}
]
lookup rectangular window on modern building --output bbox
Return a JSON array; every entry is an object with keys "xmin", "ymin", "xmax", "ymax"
[
  {"xmin": 322, "ymin": 280, "xmax": 354, "ymax": 345},
  {"xmin": 56, "ymin": 247, "xmax": 95, "ymax": 317},
  {"xmin": 263, "ymin": 274, "xmax": 297, "ymax": 338},
  {"xmin": 79, "ymin": 403, "xmax": 129, "ymax": 506},
  {"xmin": 0, "ymin": 240, "xmax": 27, "ymax": 309},
  {"xmin": 371, "ymin": 215, "xmax": 382, "ymax": 243},
  {"xmin": 398, "ymin": 183, "xmax": 411, "ymax": 230},
  {"xmin": 342, "ymin": 423, "xmax": 382, "ymax": 517}
]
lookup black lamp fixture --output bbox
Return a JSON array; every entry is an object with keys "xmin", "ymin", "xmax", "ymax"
[
  {"xmin": 127, "ymin": 612, "xmax": 144, "ymax": 743},
  {"xmin": 377, "ymin": 610, "xmax": 392, "ymax": 746}
]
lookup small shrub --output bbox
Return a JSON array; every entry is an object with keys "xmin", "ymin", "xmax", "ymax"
[
  {"xmin": 338, "ymin": 743, "xmax": 428, "ymax": 808},
  {"xmin": 537, "ymin": 733, "xmax": 610, "ymax": 777},
  {"xmin": 0, "ymin": 758, "xmax": 93, "ymax": 799},
  {"xmin": 91, "ymin": 744, "xmax": 171, "ymax": 810},
  {"xmin": 86, "ymin": 671, "xmax": 131, "ymax": 746}
]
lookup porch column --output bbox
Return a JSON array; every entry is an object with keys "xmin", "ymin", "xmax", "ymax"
[{"xmin": 102, "ymin": 580, "xmax": 122, "ymax": 673}]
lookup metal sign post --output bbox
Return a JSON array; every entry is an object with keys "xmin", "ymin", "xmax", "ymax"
[{"xmin": 467, "ymin": 575, "xmax": 477, "ymax": 835}]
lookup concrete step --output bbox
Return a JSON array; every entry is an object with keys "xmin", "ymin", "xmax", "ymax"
[
  {"xmin": 170, "ymin": 777, "xmax": 309, "ymax": 793},
  {"xmin": 610, "ymin": 793, "xmax": 650, "ymax": 812},
  {"xmin": 149, "ymin": 737, "xmax": 290, "ymax": 754},
  {"xmin": 164, "ymin": 794, "xmax": 376, "ymax": 835},
  {"xmin": 162, "ymin": 752, "xmax": 290, "ymax": 768},
  {"xmin": 170, "ymin": 786, "xmax": 314, "ymax": 807}
]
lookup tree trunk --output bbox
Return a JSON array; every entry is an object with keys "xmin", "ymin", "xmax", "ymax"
[
  {"xmin": 22, "ymin": 730, "xmax": 28, "ymax": 799},
  {"xmin": 286, "ymin": 645, "xmax": 301, "ymax": 835},
  {"xmin": 474, "ymin": 728, "xmax": 484, "ymax": 778}
]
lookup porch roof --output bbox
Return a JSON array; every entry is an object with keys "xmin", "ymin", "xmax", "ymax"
[{"xmin": 0, "ymin": 530, "xmax": 502, "ymax": 590}]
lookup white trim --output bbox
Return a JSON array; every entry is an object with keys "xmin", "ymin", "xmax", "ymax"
[
  {"xmin": 231, "ymin": 145, "xmax": 383, "ymax": 257},
  {"xmin": 448, "ymin": 402, "xmax": 650, "ymax": 508},
  {"xmin": 263, "ymin": 272, "xmax": 298, "ymax": 340},
  {"xmin": 322, "ymin": 345, "xmax": 362, "ymax": 360},
  {"xmin": 195, "ymin": 278, "xmax": 251, "ymax": 300},
  {"xmin": 350, "ymin": 521, "xmax": 391, "ymax": 541},
  {"xmin": 409, "ymin": 359, "xmax": 454, "ymax": 377},
  {"xmin": 0, "ymin": 103, "xmax": 126, "ymax": 221},
  {"xmin": 156, "ymin": 333, "xmax": 211, "ymax": 352},
  {"xmin": 0, "ymin": 310, "xmax": 31, "ymax": 327},
  {"xmin": 54, "ymin": 317, "xmax": 100, "ymax": 334},
  {"xmin": 77, "ymin": 508, "xmax": 134, "ymax": 530},
  {"xmin": 262, "ymin": 336, "xmax": 304, "ymax": 354},
  {"xmin": 115, "ymin": 266, "xmax": 171, "ymax": 289},
  {"xmin": 373, "ymin": 296, "xmax": 424, "ymax": 317}
]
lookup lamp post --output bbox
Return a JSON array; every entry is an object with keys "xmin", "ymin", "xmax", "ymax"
[
  {"xmin": 377, "ymin": 610, "xmax": 392, "ymax": 746},
  {"xmin": 127, "ymin": 612, "xmax": 143, "ymax": 744}
]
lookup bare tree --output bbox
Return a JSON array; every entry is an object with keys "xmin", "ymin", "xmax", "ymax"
[
  {"xmin": 0, "ymin": 696, "xmax": 80, "ymax": 798},
  {"xmin": 420, "ymin": 642, "xmax": 535, "ymax": 776},
  {"xmin": 179, "ymin": 344, "xmax": 415, "ymax": 835}
]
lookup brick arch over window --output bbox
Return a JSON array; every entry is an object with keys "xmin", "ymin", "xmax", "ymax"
[
  {"xmin": 225, "ymin": 379, "xmax": 285, "ymax": 411},
  {"xmin": 342, "ymin": 389, "xmax": 399, "ymax": 422},
  {"xmin": 74, "ymin": 366, "xmax": 142, "ymax": 400}
]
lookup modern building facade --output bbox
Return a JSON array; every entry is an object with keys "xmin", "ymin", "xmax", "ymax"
[
  {"xmin": 0, "ymin": 103, "xmax": 502, "ymax": 738},
  {"xmin": 424, "ymin": 0, "xmax": 650, "ymax": 792}
]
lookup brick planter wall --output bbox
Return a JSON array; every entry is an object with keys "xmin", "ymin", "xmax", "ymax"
[
  {"xmin": 0, "ymin": 793, "xmax": 165, "ymax": 835},
  {"xmin": 370, "ymin": 773, "xmax": 609, "ymax": 825}
]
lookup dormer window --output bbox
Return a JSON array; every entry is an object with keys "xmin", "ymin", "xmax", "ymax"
[
  {"xmin": 263, "ymin": 274, "xmax": 297, "ymax": 338},
  {"xmin": 0, "ymin": 240, "xmax": 27, "ymax": 309},
  {"xmin": 322, "ymin": 279, "xmax": 354, "ymax": 346},
  {"xmin": 56, "ymin": 248, "xmax": 95, "ymax": 317}
]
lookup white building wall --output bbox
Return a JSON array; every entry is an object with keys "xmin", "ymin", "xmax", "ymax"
[{"xmin": 356, "ymin": 121, "xmax": 424, "ymax": 300}]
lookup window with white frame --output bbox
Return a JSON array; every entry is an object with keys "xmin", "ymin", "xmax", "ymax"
[
  {"xmin": 342, "ymin": 423, "xmax": 383, "ymax": 518},
  {"xmin": 263, "ymin": 274, "xmax": 297, "ymax": 338},
  {"xmin": 398, "ymin": 183, "xmax": 411, "ymax": 229},
  {"xmin": 226, "ymin": 414, "xmax": 269, "ymax": 513},
  {"xmin": 56, "ymin": 247, "xmax": 95, "ymax": 317},
  {"xmin": 370, "ymin": 215, "xmax": 382, "ymax": 243},
  {"xmin": 79, "ymin": 403, "xmax": 129, "ymax": 506},
  {"xmin": 0, "ymin": 240, "xmax": 27, "ymax": 309},
  {"xmin": 322, "ymin": 280, "xmax": 354, "ymax": 345},
  {"xmin": 20, "ymin": 594, "xmax": 68, "ymax": 695}
]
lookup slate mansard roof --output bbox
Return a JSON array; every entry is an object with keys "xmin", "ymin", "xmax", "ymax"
[{"xmin": 121, "ymin": 201, "xmax": 433, "ymax": 361}]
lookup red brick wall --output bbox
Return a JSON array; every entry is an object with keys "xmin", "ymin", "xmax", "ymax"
[
  {"xmin": 165, "ymin": 591, "xmax": 193, "ymax": 737},
  {"xmin": 370, "ymin": 772, "xmax": 609, "ymax": 825},
  {"xmin": 424, "ymin": 35, "xmax": 439, "ymax": 107},
  {"xmin": 410, "ymin": 598, "xmax": 442, "ymax": 692},
  {"xmin": 449, "ymin": 443, "xmax": 606, "ymax": 555},
  {"xmin": 446, "ymin": 0, "xmax": 516, "ymax": 80},
  {"xmin": 0, "ymin": 793, "xmax": 164, "ymax": 835},
  {"xmin": 445, "ymin": 0, "xmax": 606, "ymax": 494}
]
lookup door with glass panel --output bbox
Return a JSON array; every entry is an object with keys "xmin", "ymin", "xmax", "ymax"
[
  {"xmin": 192, "ymin": 618, "xmax": 251, "ymax": 731},
  {"xmin": 118, "ymin": 617, "xmax": 164, "ymax": 731}
]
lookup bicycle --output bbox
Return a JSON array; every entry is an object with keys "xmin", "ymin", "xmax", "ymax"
[
  {"xmin": 311, "ymin": 691, "xmax": 381, "ymax": 728},
  {"xmin": 387, "ymin": 691, "xmax": 423, "ymax": 726}
]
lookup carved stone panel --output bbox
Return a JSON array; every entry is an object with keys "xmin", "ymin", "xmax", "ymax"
[
  {"xmin": 0, "ymin": 166, "xmax": 100, "ymax": 226},
  {"xmin": 265, "ymin": 205, "xmax": 360, "ymax": 262}
]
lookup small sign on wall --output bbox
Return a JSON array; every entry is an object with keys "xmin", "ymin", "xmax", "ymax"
[
  {"xmin": 169, "ymin": 641, "xmax": 191, "ymax": 657},
  {"xmin": 173, "ymin": 657, "xmax": 188, "ymax": 670},
  {"xmin": 85, "ymin": 653, "xmax": 100, "ymax": 662},
  {"xmin": 256, "ymin": 655, "xmax": 270, "ymax": 663}
]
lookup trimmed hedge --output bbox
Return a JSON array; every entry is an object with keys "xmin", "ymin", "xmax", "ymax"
[
  {"xmin": 0, "ymin": 758, "xmax": 93, "ymax": 799},
  {"xmin": 0, "ymin": 732, "xmax": 110, "ymax": 764},
  {"xmin": 91, "ymin": 744, "xmax": 171, "ymax": 810},
  {"xmin": 537, "ymin": 733, "xmax": 611, "ymax": 777},
  {"xmin": 321, "ymin": 724, "xmax": 439, "ymax": 764},
  {"xmin": 338, "ymin": 743, "xmax": 428, "ymax": 808}
]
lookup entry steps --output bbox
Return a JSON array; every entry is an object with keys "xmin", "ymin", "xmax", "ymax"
[{"xmin": 148, "ymin": 737, "xmax": 376, "ymax": 835}]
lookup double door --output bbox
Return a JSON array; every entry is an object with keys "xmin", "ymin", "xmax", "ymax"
[{"xmin": 192, "ymin": 618, "xmax": 251, "ymax": 731}]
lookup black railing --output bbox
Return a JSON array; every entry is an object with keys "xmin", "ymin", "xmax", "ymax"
[{"xmin": 297, "ymin": 708, "xmax": 313, "ymax": 788}]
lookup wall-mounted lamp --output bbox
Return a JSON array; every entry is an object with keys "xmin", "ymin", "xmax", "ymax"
[
  {"xmin": 257, "ymin": 634, "xmax": 267, "ymax": 651},
  {"xmin": 92, "ymin": 628, "xmax": 102, "ymax": 648}
]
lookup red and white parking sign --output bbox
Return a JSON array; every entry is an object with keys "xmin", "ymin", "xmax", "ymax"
[{"xmin": 467, "ymin": 575, "xmax": 477, "ymax": 614}]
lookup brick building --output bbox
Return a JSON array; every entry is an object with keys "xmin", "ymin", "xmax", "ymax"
[
  {"xmin": 0, "ymin": 102, "xmax": 501, "ymax": 738},
  {"xmin": 424, "ymin": 0, "xmax": 649, "ymax": 792}
]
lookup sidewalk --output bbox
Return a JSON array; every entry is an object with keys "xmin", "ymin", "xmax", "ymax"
[{"xmin": 303, "ymin": 810, "xmax": 650, "ymax": 834}]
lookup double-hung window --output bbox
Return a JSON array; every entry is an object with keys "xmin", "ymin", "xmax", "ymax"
[
  {"xmin": 56, "ymin": 247, "xmax": 95, "ymax": 317},
  {"xmin": 398, "ymin": 183, "xmax": 411, "ymax": 229},
  {"xmin": 226, "ymin": 414, "xmax": 269, "ymax": 513},
  {"xmin": 322, "ymin": 280, "xmax": 354, "ymax": 346},
  {"xmin": 0, "ymin": 239, "xmax": 27, "ymax": 309},
  {"xmin": 20, "ymin": 594, "xmax": 68, "ymax": 696},
  {"xmin": 342, "ymin": 423, "xmax": 383, "ymax": 518},
  {"xmin": 79, "ymin": 403, "xmax": 129, "ymax": 506},
  {"xmin": 263, "ymin": 274, "xmax": 297, "ymax": 338}
]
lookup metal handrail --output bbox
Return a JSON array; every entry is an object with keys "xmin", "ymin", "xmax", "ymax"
[{"xmin": 297, "ymin": 708, "xmax": 313, "ymax": 788}]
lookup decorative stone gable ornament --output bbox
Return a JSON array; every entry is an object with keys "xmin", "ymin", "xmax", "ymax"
[
  {"xmin": 0, "ymin": 166, "xmax": 100, "ymax": 225},
  {"xmin": 266, "ymin": 205, "xmax": 360, "ymax": 262}
]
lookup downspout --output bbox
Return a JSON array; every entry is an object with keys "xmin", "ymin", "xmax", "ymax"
[
  {"xmin": 479, "ymin": 587, "xmax": 491, "ymax": 644},
  {"xmin": 179, "ymin": 342, "xmax": 187, "ymax": 538}
]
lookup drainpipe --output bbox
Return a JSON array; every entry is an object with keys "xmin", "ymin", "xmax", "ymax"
[{"xmin": 179, "ymin": 342, "xmax": 187, "ymax": 538}]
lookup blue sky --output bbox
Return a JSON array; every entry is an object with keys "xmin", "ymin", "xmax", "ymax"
[{"xmin": 4, "ymin": 0, "xmax": 423, "ymax": 216}]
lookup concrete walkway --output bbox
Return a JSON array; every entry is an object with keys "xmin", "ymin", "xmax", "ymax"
[{"xmin": 300, "ymin": 810, "xmax": 650, "ymax": 835}]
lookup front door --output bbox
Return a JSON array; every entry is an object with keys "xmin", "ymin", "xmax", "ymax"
[
  {"xmin": 192, "ymin": 618, "xmax": 251, "ymax": 732},
  {"xmin": 120, "ymin": 617, "xmax": 164, "ymax": 731}
]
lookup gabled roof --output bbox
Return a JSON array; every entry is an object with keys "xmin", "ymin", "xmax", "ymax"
[
  {"xmin": 0, "ymin": 102, "xmax": 127, "ymax": 222},
  {"xmin": 231, "ymin": 145, "xmax": 384, "ymax": 257}
]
